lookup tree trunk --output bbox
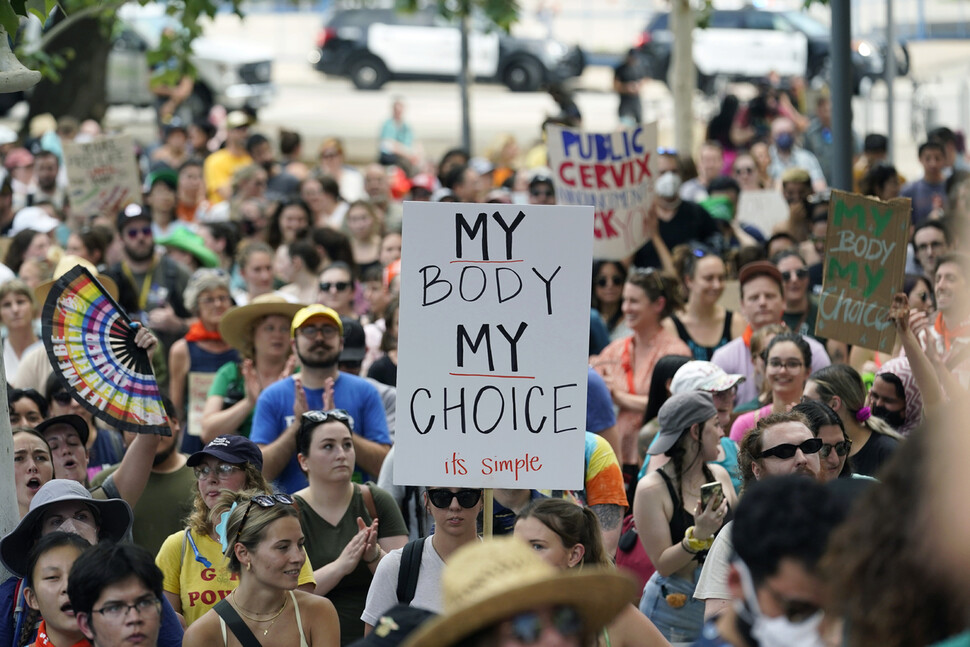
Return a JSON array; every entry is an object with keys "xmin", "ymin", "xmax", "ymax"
[
  {"xmin": 26, "ymin": 14, "xmax": 113, "ymax": 126},
  {"xmin": 671, "ymin": 0, "xmax": 694, "ymax": 157}
]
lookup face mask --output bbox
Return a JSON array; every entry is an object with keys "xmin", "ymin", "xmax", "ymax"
[
  {"xmin": 733, "ymin": 561, "xmax": 826, "ymax": 647},
  {"xmin": 655, "ymin": 171, "xmax": 682, "ymax": 199},
  {"xmin": 775, "ymin": 133, "xmax": 795, "ymax": 151},
  {"xmin": 871, "ymin": 404, "xmax": 905, "ymax": 429}
]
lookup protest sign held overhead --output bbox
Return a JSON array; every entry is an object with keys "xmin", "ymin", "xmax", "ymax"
[
  {"xmin": 817, "ymin": 191, "xmax": 911, "ymax": 352},
  {"xmin": 63, "ymin": 134, "xmax": 141, "ymax": 218},
  {"xmin": 395, "ymin": 202, "xmax": 593, "ymax": 490},
  {"xmin": 546, "ymin": 123, "xmax": 657, "ymax": 260}
]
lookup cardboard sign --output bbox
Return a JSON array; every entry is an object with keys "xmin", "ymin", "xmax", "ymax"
[
  {"xmin": 545, "ymin": 123, "xmax": 657, "ymax": 260},
  {"xmin": 816, "ymin": 191, "xmax": 911, "ymax": 352},
  {"xmin": 187, "ymin": 372, "xmax": 216, "ymax": 438},
  {"xmin": 395, "ymin": 202, "xmax": 593, "ymax": 489},
  {"xmin": 63, "ymin": 134, "xmax": 141, "ymax": 218},
  {"xmin": 736, "ymin": 189, "xmax": 790, "ymax": 237}
]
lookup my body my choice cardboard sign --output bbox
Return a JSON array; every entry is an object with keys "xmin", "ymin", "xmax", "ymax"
[
  {"xmin": 63, "ymin": 134, "xmax": 141, "ymax": 218},
  {"xmin": 817, "ymin": 190, "xmax": 911, "ymax": 352},
  {"xmin": 395, "ymin": 202, "xmax": 593, "ymax": 490},
  {"xmin": 546, "ymin": 123, "xmax": 657, "ymax": 260}
]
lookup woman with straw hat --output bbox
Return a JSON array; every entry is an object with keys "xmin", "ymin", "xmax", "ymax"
[
  {"xmin": 400, "ymin": 537, "xmax": 637, "ymax": 647},
  {"xmin": 201, "ymin": 293, "xmax": 303, "ymax": 441}
]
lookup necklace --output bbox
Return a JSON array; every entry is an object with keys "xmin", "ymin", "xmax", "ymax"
[{"xmin": 231, "ymin": 591, "xmax": 287, "ymax": 636}]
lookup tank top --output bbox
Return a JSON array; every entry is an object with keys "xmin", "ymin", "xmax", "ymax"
[
  {"xmin": 219, "ymin": 591, "xmax": 308, "ymax": 647},
  {"xmin": 671, "ymin": 311, "xmax": 734, "ymax": 362},
  {"xmin": 187, "ymin": 341, "xmax": 239, "ymax": 373},
  {"xmin": 657, "ymin": 468, "xmax": 720, "ymax": 563}
]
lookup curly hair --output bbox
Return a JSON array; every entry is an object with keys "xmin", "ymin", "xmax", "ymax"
[
  {"xmin": 738, "ymin": 411, "xmax": 811, "ymax": 492},
  {"xmin": 822, "ymin": 431, "xmax": 965, "ymax": 647}
]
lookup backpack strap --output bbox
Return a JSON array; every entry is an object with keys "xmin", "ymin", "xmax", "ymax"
[
  {"xmin": 359, "ymin": 483, "xmax": 378, "ymax": 522},
  {"xmin": 396, "ymin": 537, "xmax": 427, "ymax": 605},
  {"xmin": 213, "ymin": 599, "xmax": 263, "ymax": 647}
]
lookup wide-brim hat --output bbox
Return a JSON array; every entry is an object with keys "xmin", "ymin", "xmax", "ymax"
[
  {"xmin": 401, "ymin": 537, "xmax": 636, "ymax": 647},
  {"xmin": 219, "ymin": 294, "xmax": 305, "ymax": 354},
  {"xmin": 0, "ymin": 479, "xmax": 132, "ymax": 578},
  {"xmin": 35, "ymin": 255, "xmax": 119, "ymax": 306}
]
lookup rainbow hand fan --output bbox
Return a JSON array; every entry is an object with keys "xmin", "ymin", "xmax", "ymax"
[{"xmin": 42, "ymin": 265, "xmax": 171, "ymax": 435}]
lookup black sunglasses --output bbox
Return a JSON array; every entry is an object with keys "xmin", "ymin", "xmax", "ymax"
[
  {"xmin": 230, "ymin": 493, "xmax": 295, "ymax": 550},
  {"xmin": 530, "ymin": 188, "xmax": 554, "ymax": 198},
  {"xmin": 758, "ymin": 438, "xmax": 823, "ymax": 460},
  {"xmin": 596, "ymin": 276, "xmax": 623, "ymax": 288},
  {"xmin": 781, "ymin": 268, "xmax": 809, "ymax": 282},
  {"xmin": 819, "ymin": 440, "xmax": 852, "ymax": 458},
  {"xmin": 320, "ymin": 281, "xmax": 352, "ymax": 292},
  {"xmin": 301, "ymin": 409, "xmax": 355, "ymax": 431},
  {"xmin": 427, "ymin": 488, "xmax": 482, "ymax": 509}
]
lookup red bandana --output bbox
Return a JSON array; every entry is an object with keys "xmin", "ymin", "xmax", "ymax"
[{"xmin": 183, "ymin": 321, "xmax": 224, "ymax": 343}]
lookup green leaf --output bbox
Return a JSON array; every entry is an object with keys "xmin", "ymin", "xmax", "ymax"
[{"xmin": 0, "ymin": 1, "xmax": 20, "ymax": 38}]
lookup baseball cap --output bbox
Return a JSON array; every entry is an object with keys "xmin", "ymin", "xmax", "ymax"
[
  {"xmin": 340, "ymin": 316, "xmax": 366, "ymax": 363},
  {"xmin": 649, "ymin": 391, "xmax": 718, "ymax": 456},
  {"xmin": 291, "ymin": 304, "xmax": 343, "ymax": 338},
  {"xmin": 226, "ymin": 111, "xmax": 252, "ymax": 129},
  {"xmin": 348, "ymin": 605, "xmax": 435, "ymax": 647},
  {"xmin": 9, "ymin": 206, "xmax": 60, "ymax": 236},
  {"xmin": 528, "ymin": 168, "xmax": 555, "ymax": 188},
  {"xmin": 0, "ymin": 479, "xmax": 133, "ymax": 578},
  {"xmin": 187, "ymin": 434, "xmax": 263, "ymax": 471},
  {"xmin": 36, "ymin": 414, "xmax": 90, "ymax": 447},
  {"xmin": 738, "ymin": 261, "xmax": 784, "ymax": 289},
  {"xmin": 671, "ymin": 361, "xmax": 745, "ymax": 395},
  {"xmin": 116, "ymin": 202, "xmax": 152, "ymax": 232}
]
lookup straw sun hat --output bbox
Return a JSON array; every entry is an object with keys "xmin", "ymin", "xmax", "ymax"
[
  {"xmin": 218, "ymin": 293, "xmax": 305, "ymax": 356},
  {"xmin": 34, "ymin": 255, "xmax": 119, "ymax": 307},
  {"xmin": 401, "ymin": 537, "xmax": 637, "ymax": 647}
]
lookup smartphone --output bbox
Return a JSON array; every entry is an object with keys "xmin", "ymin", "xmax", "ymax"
[{"xmin": 700, "ymin": 482, "xmax": 724, "ymax": 510}]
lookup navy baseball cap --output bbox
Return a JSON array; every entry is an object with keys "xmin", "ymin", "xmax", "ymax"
[{"xmin": 187, "ymin": 435, "xmax": 263, "ymax": 471}]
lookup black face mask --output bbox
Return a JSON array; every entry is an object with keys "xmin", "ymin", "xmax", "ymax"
[{"xmin": 871, "ymin": 404, "xmax": 905, "ymax": 429}]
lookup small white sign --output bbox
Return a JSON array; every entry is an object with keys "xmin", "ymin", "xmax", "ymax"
[{"xmin": 395, "ymin": 202, "xmax": 593, "ymax": 489}]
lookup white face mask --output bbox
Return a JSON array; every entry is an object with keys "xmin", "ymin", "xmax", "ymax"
[
  {"xmin": 655, "ymin": 171, "xmax": 682, "ymax": 199},
  {"xmin": 733, "ymin": 560, "xmax": 826, "ymax": 647}
]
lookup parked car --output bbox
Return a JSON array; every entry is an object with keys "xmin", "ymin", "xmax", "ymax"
[
  {"xmin": 633, "ymin": 7, "xmax": 909, "ymax": 94},
  {"xmin": 107, "ymin": 3, "xmax": 276, "ymax": 120},
  {"xmin": 308, "ymin": 8, "xmax": 585, "ymax": 92}
]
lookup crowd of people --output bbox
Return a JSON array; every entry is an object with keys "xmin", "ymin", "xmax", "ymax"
[{"xmin": 0, "ymin": 64, "xmax": 968, "ymax": 647}]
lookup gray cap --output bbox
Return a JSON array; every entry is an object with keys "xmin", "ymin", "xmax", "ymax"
[
  {"xmin": 649, "ymin": 391, "xmax": 718, "ymax": 456},
  {"xmin": 0, "ymin": 479, "xmax": 133, "ymax": 578}
]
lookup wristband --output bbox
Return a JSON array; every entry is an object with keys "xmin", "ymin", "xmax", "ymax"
[
  {"xmin": 684, "ymin": 526, "xmax": 714, "ymax": 552},
  {"xmin": 363, "ymin": 547, "xmax": 382, "ymax": 564}
]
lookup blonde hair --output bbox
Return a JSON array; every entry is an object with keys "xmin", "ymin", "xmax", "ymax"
[
  {"xmin": 210, "ymin": 489, "xmax": 299, "ymax": 574},
  {"xmin": 185, "ymin": 463, "xmax": 270, "ymax": 536},
  {"xmin": 0, "ymin": 279, "xmax": 36, "ymax": 311}
]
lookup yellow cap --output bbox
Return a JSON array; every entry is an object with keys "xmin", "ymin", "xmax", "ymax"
[{"xmin": 290, "ymin": 304, "xmax": 343, "ymax": 338}]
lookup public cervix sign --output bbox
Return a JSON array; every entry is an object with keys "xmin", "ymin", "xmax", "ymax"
[
  {"xmin": 546, "ymin": 122, "xmax": 658, "ymax": 260},
  {"xmin": 816, "ymin": 190, "xmax": 911, "ymax": 352},
  {"xmin": 395, "ymin": 202, "xmax": 593, "ymax": 489}
]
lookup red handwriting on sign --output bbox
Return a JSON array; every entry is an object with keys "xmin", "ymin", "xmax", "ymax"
[
  {"xmin": 557, "ymin": 157, "xmax": 651, "ymax": 189},
  {"xmin": 594, "ymin": 210, "xmax": 619, "ymax": 239},
  {"xmin": 481, "ymin": 454, "xmax": 543, "ymax": 481}
]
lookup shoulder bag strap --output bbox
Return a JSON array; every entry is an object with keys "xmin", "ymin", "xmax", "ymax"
[
  {"xmin": 396, "ymin": 537, "xmax": 426, "ymax": 605},
  {"xmin": 213, "ymin": 599, "xmax": 263, "ymax": 647},
  {"xmin": 359, "ymin": 483, "xmax": 378, "ymax": 521}
]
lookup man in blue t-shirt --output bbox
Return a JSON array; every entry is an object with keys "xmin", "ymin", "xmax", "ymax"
[{"xmin": 251, "ymin": 305, "xmax": 391, "ymax": 493}]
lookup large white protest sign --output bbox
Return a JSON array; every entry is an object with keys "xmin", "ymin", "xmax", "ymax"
[
  {"xmin": 395, "ymin": 202, "xmax": 593, "ymax": 490},
  {"xmin": 736, "ymin": 189, "xmax": 790, "ymax": 238},
  {"xmin": 63, "ymin": 134, "xmax": 141, "ymax": 218},
  {"xmin": 546, "ymin": 122, "xmax": 657, "ymax": 260}
]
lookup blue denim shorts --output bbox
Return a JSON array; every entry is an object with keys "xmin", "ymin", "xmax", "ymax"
[{"xmin": 639, "ymin": 568, "xmax": 705, "ymax": 643}]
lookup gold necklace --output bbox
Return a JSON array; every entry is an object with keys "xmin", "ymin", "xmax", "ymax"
[{"xmin": 231, "ymin": 591, "xmax": 287, "ymax": 636}]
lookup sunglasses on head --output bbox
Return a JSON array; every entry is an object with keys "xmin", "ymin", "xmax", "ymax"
[
  {"xmin": 758, "ymin": 437, "xmax": 823, "ymax": 460},
  {"xmin": 320, "ymin": 281, "xmax": 351, "ymax": 292},
  {"xmin": 230, "ymin": 493, "xmax": 295, "ymax": 550},
  {"xmin": 426, "ymin": 488, "xmax": 482, "ymax": 508},
  {"xmin": 819, "ymin": 439, "xmax": 852, "ymax": 458},
  {"xmin": 301, "ymin": 409, "xmax": 355, "ymax": 431},
  {"xmin": 505, "ymin": 606, "xmax": 583, "ymax": 644},
  {"xmin": 596, "ymin": 276, "xmax": 623, "ymax": 288},
  {"xmin": 781, "ymin": 268, "xmax": 809, "ymax": 282}
]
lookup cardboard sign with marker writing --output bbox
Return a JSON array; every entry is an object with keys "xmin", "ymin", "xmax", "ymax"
[
  {"xmin": 545, "ymin": 123, "xmax": 657, "ymax": 260},
  {"xmin": 395, "ymin": 202, "xmax": 593, "ymax": 490},
  {"xmin": 816, "ymin": 191, "xmax": 911, "ymax": 352},
  {"xmin": 63, "ymin": 134, "xmax": 141, "ymax": 218}
]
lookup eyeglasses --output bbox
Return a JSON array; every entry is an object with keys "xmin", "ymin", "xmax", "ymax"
[
  {"xmin": 230, "ymin": 493, "xmax": 295, "ymax": 551},
  {"xmin": 301, "ymin": 409, "xmax": 355, "ymax": 431},
  {"xmin": 193, "ymin": 462, "xmax": 244, "ymax": 481},
  {"xmin": 819, "ymin": 440, "xmax": 852, "ymax": 458},
  {"xmin": 758, "ymin": 438, "xmax": 823, "ymax": 459},
  {"xmin": 126, "ymin": 226, "xmax": 152, "ymax": 239},
  {"xmin": 780, "ymin": 268, "xmax": 808, "ymax": 282},
  {"xmin": 320, "ymin": 281, "xmax": 351, "ymax": 292},
  {"xmin": 767, "ymin": 358, "xmax": 804, "ymax": 371},
  {"xmin": 426, "ymin": 488, "xmax": 482, "ymax": 508},
  {"xmin": 297, "ymin": 324, "xmax": 340, "ymax": 340},
  {"xmin": 504, "ymin": 606, "xmax": 583, "ymax": 644},
  {"xmin": 199, "ymin": 294, "xmax": 232, "ymax": 307},
  {"xmin": 596, "ymin": 276, "xmax": 623, "ymax": 288},
  {"xmin": 530, "ymin": 188, "xmax": 554, "ymax": 198},
  {"xmin": 92, "ymin": 596, "xmax": 161, "ymax": 621}
]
